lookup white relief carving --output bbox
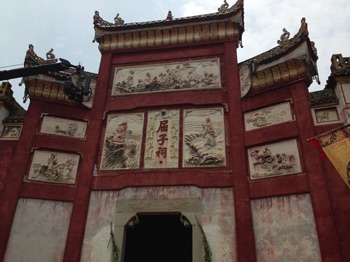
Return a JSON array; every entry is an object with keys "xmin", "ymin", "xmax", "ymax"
[
  {"xmin": 100, "ymin": 113, "xmax": 144, "ymax": 170},
  {"xmin": 28, "ymin": 150, "xmax": 79, "ymax": 184},
  {"xmin": 244, "ymin": 102, "xmax": 293, "ymax": 131},
  {"xmin": 40, "ymin": 116, "xmax": 87, "ymax": 138},
  {"xmin": 1, "ymin": 125, "xmax": 22, "ymax": 139},
  {"xmin": 112, "ymin": 58, "xmax": 221, "ymax": 95},
  {"xmin": 315, "ymin": 107, "xmax": 339, "ymax": 123},
  {"xmin": 248, "ymin": 139, "xmax": 302, "ymax": 179},
  {"xmin": 183, "ymin": 108, "xmax": 226, "ymax": 167}
]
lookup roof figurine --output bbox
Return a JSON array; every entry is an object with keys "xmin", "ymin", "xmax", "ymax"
[
  {"xmin": 218, "ymin": 0, "xmax": 229, "ymax": 13},
  {"xmin": 114, "ymin": 13, "xmax": 124, "ymax": 26},
  {"xmin": 277, "ymin": 28, "xmax": 290, "ymax": 46},
  {"xmin": 166, "ymin": 11, "xmax": 173, "ymax": 21},
  {"xmin": 46, "ymin": 48, "xmax": 55, "ymax": 60}
]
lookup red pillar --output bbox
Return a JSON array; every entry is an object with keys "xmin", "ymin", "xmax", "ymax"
[
  {"xmin": 0, "ymin": 100, "xmax": 44, "ymax": 260},
  {"xmin": 224, "ymin": 42, "xmax": 257, "ymax": 260},
  {"xmin": 62, "ymin": 53, "xmax": 112, "ymax": 261}
]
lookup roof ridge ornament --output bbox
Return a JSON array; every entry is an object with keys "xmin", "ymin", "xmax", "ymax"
[
  {"xmin": 277, "ymin": 28, "xmax": 290, "ymax": 46},
  {"xmin": 93, "ymin": 11, "xmax": 124, "ymax": 28},
  {"xmin": 218, "ymin": 0, "xmax": 229, "ymax": 13},
  {"xmin": 166, "ymin": 10, "xmax": 173, "ymax": 21}
]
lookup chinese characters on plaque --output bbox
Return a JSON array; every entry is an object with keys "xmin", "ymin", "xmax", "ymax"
[{"xmin": 100, "ymin": 108, "xmax": 226, "ymax": 170}]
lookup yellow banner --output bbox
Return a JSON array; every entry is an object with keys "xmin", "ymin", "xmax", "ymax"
[
  {"xmin": 322, "ymin": 138, "xmax": 350, "ymax": 188},
  {"xmin": 314, "ymin": 124, "xmax": 350, "ymax": 188}
]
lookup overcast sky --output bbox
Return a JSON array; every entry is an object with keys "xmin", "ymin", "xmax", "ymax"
[{"xmin": 1, "ymin": 0, "xmax": 349, "ymax": 109}]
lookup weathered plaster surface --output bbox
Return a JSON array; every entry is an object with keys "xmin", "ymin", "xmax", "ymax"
[
  {"xmin": 4, "ymin": 198, "xmax": 73, "ymax": 262},
  {"xmin": 81, "ymin": 186, "xmax": 236, "ymax": 262},
  {"xmin": 251, "ymin": 194, "xmax": 321, "ymax": 262}
]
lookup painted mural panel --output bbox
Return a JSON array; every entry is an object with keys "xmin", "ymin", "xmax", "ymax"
[
  {"xmin": 251, "ymin": 194, "xmax": 321, "ymax": 261},
  {"xmin": 144, "ymin": 110, "xmax": 180, "ymax": 168},
  {"xmin": 183, "ymin": 108, "xmax": 226, "ymax": 167},
  {"xmin": 4, "ymin": 198, "xmax": 72, "ymax": 262},
  {"xmin": 28, "ymin": 150, "xmax": 80, "ymax": 184},
  {"xmin": 244, "ymin": 101, "xmax": 293, "ymax": 131},
  {"xmin": 112, "ymin": 58, "xmax": 221, "ymax": 95},
  {"xmin": 248, "ymin": 139, "xmax": 302, "ymax": 179},
  {"xmin": 81, "ymin": 186, "xmax": 236, "ymax": 262},
  {"xmin": 40, "ymin": 115, "xmax": 87, "ymax": 138},
  {"xmin": 100, "ymin": 113, "xmax": 144, "ymax": 170}
]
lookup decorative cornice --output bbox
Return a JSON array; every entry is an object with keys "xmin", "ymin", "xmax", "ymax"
[
  {"xmin": 0, "ymin": 82, "xmax": 26, "ymax": 123},
  {"xmin": 93, "ymin": 1, "xmax": 244, "ymax": 52},
  {"xmin": 309, "ymin": 89, "xmax": 339, "ymax": 108},
  {"xmin": 248, "ymin": 58, "xmax": 316, "ymax": 95}
]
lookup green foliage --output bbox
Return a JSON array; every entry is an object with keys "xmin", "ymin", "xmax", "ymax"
[
  {"xmin": 108, "ymin": 222, "xmax": 120, "ymax": 262},
  {"xmin": 196, "ymin": 216, "xmax": 212, "ymax": 262}
]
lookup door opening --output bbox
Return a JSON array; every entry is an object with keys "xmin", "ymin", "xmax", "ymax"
[{"xmin": 123, "ymin": 213, "xmax": 192, "ymax": 262}]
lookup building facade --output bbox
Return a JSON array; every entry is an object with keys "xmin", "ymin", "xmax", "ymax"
[{"xmin": 1, "ymin": 1, "xmax": 350, "ymax": 261}]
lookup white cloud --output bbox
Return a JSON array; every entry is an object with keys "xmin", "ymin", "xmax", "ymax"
[{"xmin": 0, "ymin": 0, "xmax": 349, "ymax": 106}]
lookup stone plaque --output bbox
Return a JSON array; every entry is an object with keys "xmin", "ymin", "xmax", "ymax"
[
  {"xmin": 183, "ymin": 108, "xmax": 226, "ymax": 167},
  {"xmin": 28, "ymin": 150, "xmax": 80, "ymax": 184},
  {"xmin": 248, "ymin": 139, "xmax": 302, "ymax": 179},
  {"xmin": 40, "ymin": 116, "xmax": 87, "ymax": 138},
  {"xmin": 144, "ymin": 110, "xmax": 180, "ymax": 168},
  {"xmin": 112, "ymin": 58, "xmax": 221, "ymax": 95},
  {"xmin": 244, "ymin": 101, "xmax": 293, "ymax": 131},
  {"xmin": 1, "ymin": 125, "xmax": 22, "ymax": 139},
  {"xmin": 100, "ymin": 113, "xmax": 144, "ymax": 170},
  {"xmin": 314, "ymin": 107, "xmax": 339, "ymax": 123}
]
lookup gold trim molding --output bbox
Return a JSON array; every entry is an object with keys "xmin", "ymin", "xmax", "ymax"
[
  {"xmin": 249, "ymin": 58, "xmax": 316, "ymax": 95},
  {"xmin": 96, "ymin": 20, "xmax": 241, "ymax": 52}
]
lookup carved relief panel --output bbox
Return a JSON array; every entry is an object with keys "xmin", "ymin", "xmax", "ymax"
[
  {"xmin": 314, "ymin": 107, "xmax": 339, "ymax": 124},
  {"xmin": 100, "ymin": 113, "xmax": 144, "ymax": 170},
  {"xmin": 183, "ymin": 108, "xmax": 226, "ymax": 167},
  {"xmin": 28, "ymin": 150, "xmax": 80, "ymax": 184},
  {"xmin": 112, "ymin": 58, "xmax": 221, "ymax": 96},
  {"xmin": 248, "ymin": 139, "xmax": 302, "ymax": 180},
  {"xmin": 40, "ymin": 116, "xmax": 87, "ymax": 139},
  {"xmin": 244, "ymin": 101, "xmax": 293, "ymax": 131},
  {"xmin": 144, "ymin": 110, "xmax": 180, "ymax": 168},
  {"xmin": 1, "ymin": 125, "xmax": 22, "ymax": 139}
]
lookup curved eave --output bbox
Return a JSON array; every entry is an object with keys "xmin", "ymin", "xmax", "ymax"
[
  {"xmin": 23, "ymin": 73, "xmax": 97, "ymax": 107},
  {"xmin": 93, "ymin": 2, "xmax": 244, "ymax": 52}
]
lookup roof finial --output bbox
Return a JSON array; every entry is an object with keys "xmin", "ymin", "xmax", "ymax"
[
  {"xmin": 166, "ymin": 10, "xmax": 173, "ymax": 21},
  {"xmin": 218, "ymin": 0, "xmax": 229, "ymax": 13},
  {"xmin": 298, "ymin": 17, "xmax": 309, "ymax": 37}
]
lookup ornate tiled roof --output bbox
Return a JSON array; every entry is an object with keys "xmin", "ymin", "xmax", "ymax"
[
  {"xmin": 0, "ymin": 82, "xmax": 26, "ymax": 123},
  {"xmin": 325, "ymin": 54, "xmax": 350, "ymax": 89},
  {"xmin": 93, "ymin": 1, "xmax": 244, "ymax": 51},
  {"xmin": 240, "ymin": 18, "xmax": 317, "ymax": 67},
  {"xmin": 308, "ymin": 88, "xmax": 338, "ymax": 108}
]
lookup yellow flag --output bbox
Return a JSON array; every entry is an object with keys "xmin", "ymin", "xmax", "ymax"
[{"xmin": 314, "ymin": 124, "xmax": 350, "ymax": 188}]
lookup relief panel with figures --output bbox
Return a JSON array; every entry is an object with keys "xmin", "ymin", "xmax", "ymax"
[
  {"xmin": 100, "ymin": 113, "xmax": 144, "ymax": 170},
  {"xmin": 314, "ymin": 107, "xmax": 339, "ymax": 124},
  {"xmin": 28, "ymin": 150, "xmax": 80, "ymax": 184},
  {"xmin": 1, "ymin": 125, "xmax": 22, "ymax": 139},
  {"xmin": 248, "ymin": 139, "xmax": 302, "ymax": 180},
  {"xmin": 112, "ymin": 58, "xmax": 221, "ymax": 95},
  {"xmin": 244, "ymin": 101, "xmax": 293, "ymax": 131},
  {"xmin": 183, "ymin": 108, "xmax": 226, "ymax": 168},
  {"xmin": 40, "ymin": 116, "xmax": 87, "ymax": 139}
]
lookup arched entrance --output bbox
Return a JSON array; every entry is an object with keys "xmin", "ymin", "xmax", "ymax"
[
  {"xmin": 114, "ymin": 199, "xmax": 204, "ymax": 262},
  {"xmin": 123, "ymin": 213, "xmax": 192, "ymax": 262}
]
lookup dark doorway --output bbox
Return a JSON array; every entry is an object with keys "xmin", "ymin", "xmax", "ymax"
[{"xmin": 123, "ymin": 213, "xmax": 192, "ymax": 262}]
